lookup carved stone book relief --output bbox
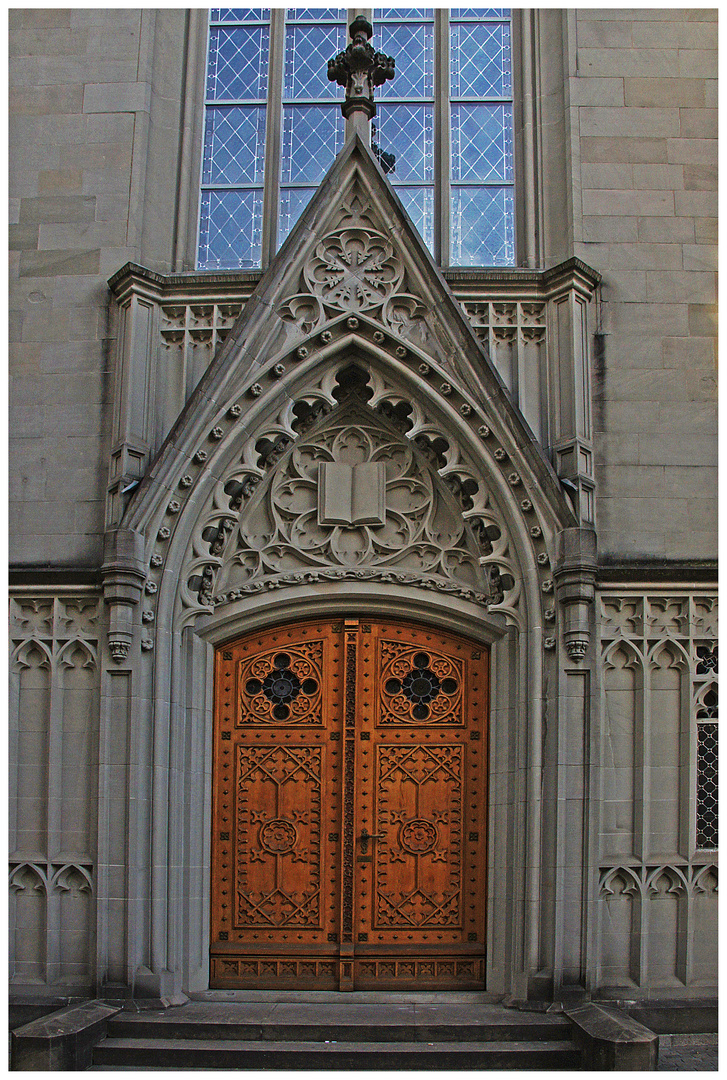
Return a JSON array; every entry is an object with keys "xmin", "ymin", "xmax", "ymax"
[{"xmin": 214, "ymin": 400, "xmax": 491, "ymax": 604}]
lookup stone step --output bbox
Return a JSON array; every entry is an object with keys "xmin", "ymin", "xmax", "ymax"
[
  {"xmin": 93, "ymin": 1035, "xmax": 581, "ymax": 1070},
  {"xmin": 106, "ymin": 1009, "xmax": 572, "ymax": 1045}
]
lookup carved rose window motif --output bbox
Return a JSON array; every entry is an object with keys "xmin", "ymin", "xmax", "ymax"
[
  {"xmin": 239, "ymin": 643, "xmax": 323, "ymax": 725},
  {"xmin": 259, "ymin": 818, "xmax": 299, "ymax": 855},
  {"xmin": 381, "ymin": 642, "xmax": 463, "ymax": 725},
  {"xmin": 385, "ymin": 651, "xmax": 458, "ymax": 721},
  {"xmin": 304, "ymin": 227, "xmax": 405, "ymax": 314},
  {"xmin": 400, "ymin": 818, "xmax": 439, "ymax": 855}
]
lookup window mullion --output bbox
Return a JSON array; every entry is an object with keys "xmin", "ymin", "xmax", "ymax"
[
  {"xmin": 434, "ymin": 8, "xmax": 450, "ymax": 267},
  {"xmin": 261, "ymin": 8, "xmax": 285, "ymax": 269}
]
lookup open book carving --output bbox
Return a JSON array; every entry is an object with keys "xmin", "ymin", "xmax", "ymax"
[{"xmin": 318, "ymin": 462, "xmax": 386, "ymax": 527}]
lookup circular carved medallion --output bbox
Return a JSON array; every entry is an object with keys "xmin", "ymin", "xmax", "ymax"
[
  {"xmin": 304, "ymin": 227, "xmax": 404, "ymax": 313},
  {"xmin": 400, "ymin": 818, "xmax": 438, "ymax": 854},
  {"xmin": 259, "ymin": 819, "xmax": 298, "ymax": 854}
]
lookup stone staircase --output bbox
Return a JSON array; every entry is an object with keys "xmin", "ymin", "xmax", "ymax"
[{"xmin": 90, "ymin": 992, "xmax": 582, "ymax": 1070}]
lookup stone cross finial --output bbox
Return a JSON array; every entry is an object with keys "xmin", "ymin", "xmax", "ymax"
[{"xmin": 328, "ymin": 15, "xmax": 395, "ymax": 137}]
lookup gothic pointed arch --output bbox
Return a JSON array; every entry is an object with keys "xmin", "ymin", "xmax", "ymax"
[{"xmin": 117, "ymin": 135, "xmax": 576, "ymax": 644}]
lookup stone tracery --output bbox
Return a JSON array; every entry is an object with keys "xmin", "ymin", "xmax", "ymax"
[{"xmin": 171, "ymin": 359, "xmax": 531, "ymax": 630}]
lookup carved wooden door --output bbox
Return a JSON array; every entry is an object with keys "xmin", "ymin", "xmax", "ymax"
[{"xmin": 211, "ymin": 618, "xmax": 488, "ymax": 990}]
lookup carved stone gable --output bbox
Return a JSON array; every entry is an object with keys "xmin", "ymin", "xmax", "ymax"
[{"xmin": 213, "ymin": 400, "xmax": 491, "ymax": 606}]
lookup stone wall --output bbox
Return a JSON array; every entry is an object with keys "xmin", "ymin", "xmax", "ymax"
[
  {"xmin": 9, "ymin": 592, "xmax": 101, "ymax": 994},
  {"xmin": 596, "ymin": 589, "xmax": 718, "ymax": 994},
  {"xmin": 567, "ymin": 9, "xmax": 717, "ymax": 561},
  {"xmin": 9, "ymin": 9, "xmax": 189, "ymax": 568}
]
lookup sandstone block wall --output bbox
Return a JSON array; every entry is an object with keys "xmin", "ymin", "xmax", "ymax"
[
  {"xmin": 568, "ymin": 9, "xmax": 717, "ymax": 561},
  {"xmin": 9, "ymin": 9, "xmax": 188, "ymax": 568}
]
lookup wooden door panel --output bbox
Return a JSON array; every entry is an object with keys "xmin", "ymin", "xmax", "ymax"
[
  {"xmin": 211, "ymin": 622, "xmax": 343, "ymax": 988},
  {"xmin": 211, "ymin": 618, "xmax": 488, "ymax": 990},
  {"xmin": 354, "ymin": 622, "xmax": 487, "ymax": 989},
  {"xmin": 373, "ymin": 743, "xmax": 464, "ymax": 930},
  {"xmin": 234, "ymin": 743, "xmax": 324, "ymax": 929}
]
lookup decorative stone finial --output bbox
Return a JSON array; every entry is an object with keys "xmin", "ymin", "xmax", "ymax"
[{"xmin": 328, "ymin": 16, "xmax": 395, "ymax": 123}]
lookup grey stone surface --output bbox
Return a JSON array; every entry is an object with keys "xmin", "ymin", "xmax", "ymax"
[
  {"xmin": 11, "ymin": 1000, "xmax": 120, "ymax": 1071},
  {"xmin": 658, "ymin": 1034, "xmax": 718, "ymax": 1071},
  {"xmin": 567, "ymin": 1002, "xmax": 658, "ymax": 1071}
]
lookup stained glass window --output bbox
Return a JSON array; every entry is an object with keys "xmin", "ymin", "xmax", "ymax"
[
  {"xmin": 199, "ymin": 8, "xmax": 271, "ymax": 269},
  {"xmin": 449, "ymin": 8, "xmax": 514, "ymax": 265},
  {"xmin": 199, "ymin": 8, "xmax": 514, "ymax": 269},
  {"xmin": 278, "ymin": 9, "xmax": 347, "ymax": 245},
  {"xmin": 372, "ymin": 9, "xmax": 435, "ymax": 252}
]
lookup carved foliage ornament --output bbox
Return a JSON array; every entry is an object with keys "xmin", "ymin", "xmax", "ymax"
[
  {"xmin": 177, "ymin": 364, "xmax": 524, "ymax": 627},
  {"xmin": 213, "ymin": 403, "xmax": 490, "ymax": 605}
]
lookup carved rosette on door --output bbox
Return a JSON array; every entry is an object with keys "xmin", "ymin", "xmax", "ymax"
[{"xmin": 211, "ymin": 619, "xmax": 488, "ymax": 990}]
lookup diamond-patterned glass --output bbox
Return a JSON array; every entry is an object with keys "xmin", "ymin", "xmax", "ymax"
[
  {"xmin": 373, "ymin": 105, "xmax": 433, "ymax": 183},
  {"xmin": 281, "ymin": 105, "xmax": 345, "ymax": 184},
  {"xmin": 198, "ymin": 189, "xmax": 264, "ymax": 269},
  {"xmin": 696, "ymin": 723, "xmax": 718, "ymax": 849},
  {"xmin": 395, "ymin": 186, "xmax": 435, "ymax": 252},
  {"xmin": 202, "ymin": 107, "xmax": 266, "ymax": 186},
  {"xmin": 284, "ymin": 23, "xmax": 346, "ymax": 98},
  {"xmin": 278, "ymin": 187, "xmax": 316, "ymax": 246},
  {"xmin": 207, "ymin": 25, "xmax": 269, "ymax": 101},
  {"xmin": 451, "ymin": 103, "xmax": 513, "ymax": 183},
  {"xmin": 450, "ymin": 8, "xmax": 510, "ymax": 18},
  {"xmin": 450, "ymin": 186, "xmax": 515, "ymax": 266},
  {"xmin": 450, "ymin": 20, "xmax": 511, "ymax": 99},
  {"xmin": 375, "ymin": 21, "xmax": 434, "ymax": 100},
  {"xmin": 374, "ymin": 8, "xmax": 434, "ymax": 18},
  {"xmin": 287, "ymin": 8, "xmax": 347, "ymax": 20},
  {"xmin": 211, "ymin": 8, "xmax": 271, "ymax": 22}
]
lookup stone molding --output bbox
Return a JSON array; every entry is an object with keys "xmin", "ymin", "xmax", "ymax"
[{"xmin": 598, "ymin": 863, "xmax": 718, "ymax": 900}]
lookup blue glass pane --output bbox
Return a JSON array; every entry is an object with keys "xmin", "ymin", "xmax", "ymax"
[
  {"xmin": 374, "ymin": 8, "xmax": 434, "ymax": 18},
  {"xmin": 450, "ymin": 186, "xmax": 514, "ymax": 266},
  {"xmin": 374, "ymin": 105, "xmax": 433, "ymax": 183},
  {"xmin": 207, "ymin": 26, "xmax": 269, "ymax": 101},
  {"xmin": 450, "ymin": 19, "xmax": 511, "ymax": 98},
  {"xmin": 375, "ymin": 22, "xmax": 434, "ymax": 99},
  {"xmin": 451, "ymin": 103, "xmax": 513, "ymax": 183},
  {"xmin": 284, "ymin": 23, "xmax": 346, "ymax": 99},
  {"xmin": 202, "ymin": 107, "xmax": 266, "ymax": 186},
  {"xmin": 282, "ymin": 106, "xmax": 345, "ymax": 183},
  {"xmin": 278, "ymin": 187, "xmax": 316, "ymax": 246},
  {"xmin": 450, "ymin": 8, "xmax": 510, "ymax": 18},
  {"xmin": 287, "ymin": 8, "xmax": 347, "ymax": 20},
  {"xmin": 211, "ymin": 8, "xmax": 271, "ymax": 22},
  {"xmin": 396, "ymin": 186, "xmax": 434, "ymax": 252},
  {"xmin": 198, "ymin": 189, "xmax": 264, "ymax": 269}
]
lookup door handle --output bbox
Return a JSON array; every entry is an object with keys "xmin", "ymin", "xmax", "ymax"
[{"xmin": 359, "ymin": 827, "xmax": 384, "ymax": 852}]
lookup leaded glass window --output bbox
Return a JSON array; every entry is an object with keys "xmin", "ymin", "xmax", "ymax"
[
  {"xmin": 449, "ymin": 8, "xmax": 513, "ymax": 265},
  {"xmin": 198, "ymin": 7, "xmax": 514, "ymax": 270},
  {"xmin": 695, "ymin": 644, "xmax": 718, "ymax": 850},
  {"xmin": 199, "ymin": 8, "xmax": 270, "ymax": 269},
  {"xmin": 279, "ymin": 8, "xmax": 347, "ymax": 246},
  {"xmin": 373, "ymin": 9, "xmax": 435, "ymax": 251}
]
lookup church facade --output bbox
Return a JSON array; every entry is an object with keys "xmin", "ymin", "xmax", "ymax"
[{"xmin": 9, "ymin": 8, "xmax": 717, "ymax": 1012}]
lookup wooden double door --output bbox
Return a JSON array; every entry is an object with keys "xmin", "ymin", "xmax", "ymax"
[{"xmin": 211, "ymin": 617, "xmax": 488, "ymax": 990}]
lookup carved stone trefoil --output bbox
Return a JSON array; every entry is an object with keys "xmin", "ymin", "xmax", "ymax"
[{"xmin": 328, "ymin": 16, "xmax": 395, "ymax": 122}]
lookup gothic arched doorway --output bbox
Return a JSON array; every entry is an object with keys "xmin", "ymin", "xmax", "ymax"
[{"xmin": 211, "ymin": 616, "xmax": 489, "ymax": 990}]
